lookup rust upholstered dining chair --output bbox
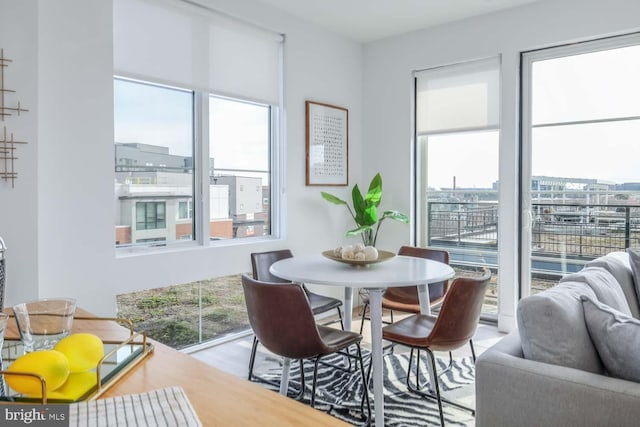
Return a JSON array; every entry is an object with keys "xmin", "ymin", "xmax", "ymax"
[
  {"xmin": 359, "ymin": 246, "xmax": 450, "ymax": 334},
  {"xmin": 248, "ymin": 249, "xmax": 344, "ymax": 382},
  {"xmin": 381, "ymin": 268, "xmax": 491, "ymax": 426},
  {"xmin": 241, "ymin": 274, "xmax": 371, "ymax": 419}
]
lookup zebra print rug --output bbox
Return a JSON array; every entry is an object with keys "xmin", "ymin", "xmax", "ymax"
[{"xmin": 252, "ymin": 350, "xmax": 476, "ymax": 426}]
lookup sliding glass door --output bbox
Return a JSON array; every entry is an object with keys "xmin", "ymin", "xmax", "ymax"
[{"xmin": 521, "ymin": 34, "xmax": 640, "ymax": 297}]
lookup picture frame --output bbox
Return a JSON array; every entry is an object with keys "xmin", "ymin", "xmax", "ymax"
[{"xmin": 305, "ymin": 101, "xmax": 348, "ymax": 186}]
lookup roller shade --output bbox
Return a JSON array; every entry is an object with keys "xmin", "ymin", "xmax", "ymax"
[
  {"xmin": 415, "ymin": 57, "xmax": 500, "ymax": 134},
  {"xmin": 114, "ymin": 0, "xmax": 283, "ymax": 105}
]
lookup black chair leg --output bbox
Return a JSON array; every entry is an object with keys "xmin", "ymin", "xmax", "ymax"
[
  {"xmin": 405, "ymin": 347, "xmax": 476, "ymax": 418},
  {"xmin": 294, "ymin": 359, "xmax": 306, "ymax": 401},
  {"xmin": 356, "ymin": 344, "xmax": 372, "ymax": 422},
  {"xmin": 248, "ymin": 335, "xmax": 259, "ymax": 381},
  {"xmin": 470, "ymin": 339, "xmax": 477, "ymax": 363},
  {"xmin": 426, "ymin": 349, "xmax": 445, "ymax": 427},
  {"xmin": 359, "ymin": 302, "xmax": 369, "ymax": 334},
  {"xmin": 311, "ymin": 356, "xmax": 321, "ymax": 408},
  {"xmin": 337, "ymin": 307, "xmax": 345, "ymax": 330}
]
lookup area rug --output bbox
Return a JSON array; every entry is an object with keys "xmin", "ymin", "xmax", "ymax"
[{"xmin": 252, "ymin": 350, "xmax": 476, "ymax": 426}]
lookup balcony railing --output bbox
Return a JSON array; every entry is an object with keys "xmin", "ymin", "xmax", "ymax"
[{"xmin": 427, "ymin": 200, "xmax": 640, "ymax": 274}]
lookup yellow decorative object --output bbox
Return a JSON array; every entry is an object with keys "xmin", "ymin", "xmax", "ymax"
[
  {"xmin": 54, "ymin": 333, "xmax": 104, "ymax": 372},
  {"xmin": 6, "ymin": 350, "xmax": 70, "ymax": 397},
  {"xmin": 48, "ymin": 371, "xmax": 98, "ymax": 401}
]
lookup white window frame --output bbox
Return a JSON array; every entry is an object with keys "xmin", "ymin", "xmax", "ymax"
[
  {"xmin": 115, "ymin": 76, "xmax": 284, "ymax": 254},
  {"xmin": 520, "ymin": 32, "xmax": 640, "ymax": 297}
]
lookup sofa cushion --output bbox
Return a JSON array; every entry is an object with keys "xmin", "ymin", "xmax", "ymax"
[
  {"xmin": 587, "ymin": 252, "xmax": 640, "ymax": 318},
  {"xmin": 517, "ymin": 281, "xmax": 603, "ymax": 374},
  {"xmin": 560, "ymin": 267, "xmax": 631, "ymax": 316},
  {"xmin": 627, "ymin": 249, "xmax": 640, "ymax": 309},
  {"xmin": 582, "ymin": 295, "xmax": 640, "ymax": 382}
]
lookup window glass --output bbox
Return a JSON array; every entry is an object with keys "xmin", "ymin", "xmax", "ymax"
[
  {"xmin": 532, "ymin": 44, "xmax": 640, "ymax": 125},
  {"xmin": 136, "ymin": 202, "xmax": 166, "ymax": 230},
  {"xmin": 114, "ymin": 78, "xmax": 194, "ymax": 247},
  {"xmin": 522, "ymin": 36, "xmax": 640, "ymax": 299},
  {"xmin": 209, "ymin": 96, "xmax": 271, "ymax": 240}
]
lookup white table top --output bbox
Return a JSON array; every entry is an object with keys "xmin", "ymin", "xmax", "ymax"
[{"xmin": 270, "ymin": 254, "xmax": 454, "ymax": 288}]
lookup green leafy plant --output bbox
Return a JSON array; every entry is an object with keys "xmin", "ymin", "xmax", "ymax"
[{"xmin": 321, "ymin": 173, "xmax": 409, "ymax": 247}]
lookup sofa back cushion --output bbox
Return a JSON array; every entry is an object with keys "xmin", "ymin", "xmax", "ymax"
[
  {"xmin": 587, "ymin": 251, "xmax": 640, "ymax": 318},
  {"xmin": 582, "ymin": 295, "xmax": 640, "ymax": 382},
  {"xmin": 517, "ymin": 281, "xmax": 604, "ymax": 374},
  {"xmin": 560, "ymin": 266, "xmax": 632, "ymax": 317}
]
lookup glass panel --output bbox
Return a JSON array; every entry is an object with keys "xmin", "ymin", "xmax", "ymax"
[
  {"xmin": 525, "ymin": 37, "xmax": 640, "ymax": 297},
  {"xmin": 419, "ymin": 130, "xmax": 499, "ymax": 316},
  {"xmin": 532, "ymin": 44, "xmax": 640, "ymax": 125},
  {"xmin": 530, "ymin": 120, "xmax": 640, "ymax": 292},
  {"xmin": 209, "ymin": 96, "xmax": 271, "ymax": 240},
  {"xmin": 116, "ymin": 274, "xmax": 248, "ymax": 350},
  {"xmin": 114, "ymin": 78, "xmax": 194, "ymax": 247}
]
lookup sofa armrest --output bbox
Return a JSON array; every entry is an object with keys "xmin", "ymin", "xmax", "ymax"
[{"xmin": 476, "ymin": 331, "xmax": 640, "ymax": 427}]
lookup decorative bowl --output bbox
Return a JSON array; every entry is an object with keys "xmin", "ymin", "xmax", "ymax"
[{"xmin": 322, "ymin": 249, "xmax": 395, "ymax": 266}]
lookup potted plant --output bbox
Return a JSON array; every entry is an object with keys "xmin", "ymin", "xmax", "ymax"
[{"xmin": 321, "ymin": 173, "xmax": 409, "ymax": 247}]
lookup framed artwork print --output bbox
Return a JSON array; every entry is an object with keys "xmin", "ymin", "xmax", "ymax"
[{"xmin": 305, "ymin": 101, "xmax": 348, "ymax": 186}]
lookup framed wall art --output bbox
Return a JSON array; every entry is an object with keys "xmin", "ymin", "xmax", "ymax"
[{"xmin": 305, "ymin": 101, "xmax": 348, "ymax": 186}]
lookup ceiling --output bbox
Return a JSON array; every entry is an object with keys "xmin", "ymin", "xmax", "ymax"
[{"xmin": 253, "ymin": 0, "xmax": 542, "ymax": 43}]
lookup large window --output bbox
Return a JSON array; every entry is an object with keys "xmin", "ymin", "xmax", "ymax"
[
  {"xmin": 415, "ymin": 57, "xmax": 501, "ymax": 317},
  {"xmin": 521, "ymin": 34, "xmax": 640, "ymax": 297},
  {"xmin": 113, "ymin": 0, "xmax": 283, "ymax": 250}
]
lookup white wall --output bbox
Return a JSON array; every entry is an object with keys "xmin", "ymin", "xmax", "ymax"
[
  {"xmin": 0, "ymin": 0, "xmax": 39, "ymax": 308},
  {"xmin": 0, "ymin": 0, "xmax": 363, "ymax": 315},
  {"xmin": 363, "ymin": 0, "xmax": 640, "ymax": 330}
]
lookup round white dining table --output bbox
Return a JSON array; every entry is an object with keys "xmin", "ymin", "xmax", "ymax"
[{"xmin": 270, "ymin": 254, "xmax": 455, "ymax": 427}]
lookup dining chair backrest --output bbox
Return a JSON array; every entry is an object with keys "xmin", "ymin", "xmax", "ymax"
[
  {"xmin": 426, "ymin": 268, "xmax": 491, "ymax": 351},
  {"xmin": 251, "ymin": 249, "xmax": 293, "ymax": 283},
  {"xmin": 383, "ymin": 246, "xmax": 450, "ymax": 304},
  {"xmin": 241, "ymin": 274, "xmax": 330, "ymax": 359}
]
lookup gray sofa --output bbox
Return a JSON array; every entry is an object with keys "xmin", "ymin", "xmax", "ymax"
[{"xmin": 476, "ymin": 251, "xmax": 640, "ymax": 427}]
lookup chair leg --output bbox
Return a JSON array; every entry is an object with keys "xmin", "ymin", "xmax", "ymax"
[
  {"xmin": 294, "ymin": 359, "xmax": 306, "ymax": 401},
  {"xmin": 436, "ymin": 351, "xmax": 454, "ymax": 378},
  {"xmin": 405, "ymin": 347, "xmax": 476, "ymax": 418},
  {"xmin": 359, "ymin": 302, "xmax": 369, "ymax": 334},
  {"xmin": 335, "ymin": 307, "xmax": 353, "ymax": 371},
  {"xmin": 356, "ymin": 344, "xmax": 372, "ymax": 422},
  {"xmin": 426, "ymin": 349, "xmax": 445, "ymax": 427},
  {"xmin": 248, "ymin": 335, "xmax": 259, "ymax": 381},
  {"xmin": 337, "ymin": 307, "xmax": 345, "ymax": 330},
  {"xmin": 470, "ymin": 339, "xmax": 477, "ymax": 363},
  {"xmin": 406, "ymin": 348, "xmax": 415, "ymax": 389},
  {"xmin": 311, "ymin": 356, "xmax": 323, "ymax": 408}
]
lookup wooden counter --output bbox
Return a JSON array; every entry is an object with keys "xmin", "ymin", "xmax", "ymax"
[{"xmin": 2, "ymin": 308, "xmax": 349, "ymax": 426}]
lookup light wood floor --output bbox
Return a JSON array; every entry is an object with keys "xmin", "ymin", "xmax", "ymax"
[{"xmin": 189, "ymin": 308, "xmax": 506, "ymax": 380}]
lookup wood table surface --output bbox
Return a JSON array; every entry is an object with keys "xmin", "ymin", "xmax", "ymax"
[{"xmin": 2, "ymin": 308, "xmax": 350, "ymax": 426}]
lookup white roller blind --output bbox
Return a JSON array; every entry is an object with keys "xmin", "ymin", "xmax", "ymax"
[
  {"xmin": 113, "ymin": 0, "xmax": 283, "ymax": 105},
  {"xmin": 415, "ymin": 57, "xmax": 500, "ymax": 134}
]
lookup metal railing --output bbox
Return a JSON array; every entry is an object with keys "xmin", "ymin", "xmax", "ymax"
[{"xmin": 427, "ymin": 200, "xmax": 640, "ymax": 271}]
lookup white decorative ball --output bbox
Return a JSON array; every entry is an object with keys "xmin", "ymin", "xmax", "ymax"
[
  {"xmin": 341, "ymin": 249, "xmax": 355, "ymax": 260},
  {"xmin": 363, "ymin": 246, "xmax": 379, "ymax": 261}
]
